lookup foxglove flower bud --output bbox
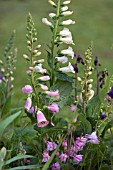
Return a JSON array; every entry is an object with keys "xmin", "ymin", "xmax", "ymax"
[
  {"xmin": 34, "ymin": 64, "xmax": 42, "ymax": 71},
  {"xmin": 47, "ymin": 141, "xmax": 57, "ymax": 151},
  {"xmin": 37, "ymin": 110, "xmax": 49, "ymax": 127},
  {"xmin": 61, "ymin": 47, "xmax": 74, "ymax": 59},
  {"xmin": 63, "ymin": 0, "xmax": 71, "ymax": 5},
  {"xmin": 49, "ymin": 13, "xmax": 56, "ymax": 18},
  {"xmin": 48, "ymin": 0, "xmax": 56, "ymax": 7},
  {"xmin": 39, "ymin": 84, "xmax": 48, "ymax": 91},
  {"xmin": 60, "ymin": 28, "xmax": 71, "ymax": 37},
  {"xmin": 42, "ymin": 151, "xmax": 50, "ymax": 162},
  {"xmin": 59, "ymin": 153, "xmax": 68, "ymax": 163},
  {"xmin": 59, "ymin": 62, "xmax": 75, "ymax": 73},
  {"xmin": 60, "ymin": 36, "xmax": 75, "ymax": 45},
  {"xmin": 48, "ymin": 103, "xmax": 59, "ymax": 114},
  {"xmin": 22, "ymin": 85, "xmax": 33, "ymax": 94},
  {"xmin": 73, "ymin": 154, "xmax": 83, "ymax": 164},
  {"xmin": 61, "ymin": 19, "xmax": 75, "ymax": 25},
  {"xmin": 42, "ymin": 18, "xmax": 53, "ymax": 27},
  {"xmin": 61, "ymin": 6, "xmax": 68, "ymax": 12},
  {"xmin": 46, "ymin": 89, "xmax": 60, "ymax": 99},
  {"xmin": 38, "ymin": 75, "xmax": 50, "ymax": 81}
]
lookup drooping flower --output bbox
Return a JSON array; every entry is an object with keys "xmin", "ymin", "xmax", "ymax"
[
  {"xmin": 50, "ymin": 162, "xmax": 61, "ymax": 170},
  {"xmin": 61, "ymin": 6, "xmax": 68, "ymax": 12},
  {"xmin": 48, "ymin": 103, "xmax": 59, "ymax": 114},
  {"xmin": 59, "ymin": 153, "xmax": 68, "ymax": 163},
  {"xmin": 62, "ymin": 140, "xmax": 67, "ymax": 148},
  {"xmin": 48, "ymin": 0, "xmax": 56, "ymax": 7},
  {"xmin": 70, "ymin": 104, "xmax": 76, "ymax": 111},
  {"xmin": 47, "ymin": 141, "xmax": 57, "ymax": 151},
  {"xmin": 46, "ymin": 89, "xmax": 60, "ymax": 99},
  {"xmin": 36, "ymin": 110, "xmax": 49, "ymax": 128},
  {"xmin": 55, "ymin": 56, "xmax": 68, "ymax": 64},
  {"xmin": 61, "ymin": 19, "xmax": 75, "ymax": 26},
  {"xmin": 39, "ymin": 84, "xmax": 48, "ymax": 91},
  {"xmin": 22, "ymin": 85, "xmax": 33, "ymax": 94},
  {"xmin": 24, "ymin": 97, "xmax": 32, "ymax": 111},
  {"xmin": 38, "ymin": 75, "xmax": 50, "ymax": 81},
  {"xmin": 73, "ymin": 117, "xmax": 77, "ymax": 122},
  {"xmin": 33, "ymin": 64, "xmax": 42, "ymax": 71},
  {"xmin": 61, "ymin": 11, "xmax": 73, "ymax": 16},
  {"xmin": 85, "ymin": 131, "xmax": 100, "ymax": 144},
  {"xmin": 60, "ymin": 36, "xmax": 75, "ymax": 45},
  {"xmin": 73, "ymin": 154, "xmax": 83, "ymax": 164},
  {"xmin": 107, "ymin": 86, "xmax": 113, "ymax": 99},
  {"xmin": 49, "ymin": 13, "xmax": 56, "ymax": 18},
  {"xmin": 42, "ymin": 18, "xmax": 53, "ymax": 27},
  {"xmin": 63, "ymin": 0, "xmax": 71, "ymax": 5},
  {"xmin": 61, "ymin": 46, "xmax": 74, "ymax": 59},
  {"xmin": 59, "ymin": 62, "xmax": 75, "ymax": 73},
  {"xmin": 42, "ymin": 151, "xmax": 50, "ymax": 162},
  {"xmin": 60, "ymin": 28, "xmax": 71, "ymax": 37},
  {"xmin": 74, "ymin": 137, "xmax": 87, "ymax": 152}
]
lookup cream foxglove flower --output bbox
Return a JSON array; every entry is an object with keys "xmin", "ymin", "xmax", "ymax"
[
  {"xmin": 48, "ymin": 0, "xmax": 56, "ymax": 7},
  {"xmin": 59, "ymin": 28, "xmax": 71, "ymax": 37},
  {"xmin": 59, "ymin": 62, "xmax": 75, "ymax": 73},
  {"xmin": 61, "ymin": 6, "xmax": 68, "ymax": 12},
  {"xmin": 61, "ymin": 19, "xmax": 75, "ymax": 25},
  {"xmin": 88, "ymin": 90, "xmax": 94, "ymax": 100},
  {"xmin": 34, "ymin": 64, "xmax": 42, "ymax": 71},
  {"xmin": 56, "ymin": 56, "xmax": 68, "ymax": 64},
  {"xmin": 61, "ymin": 11, "xmax": 73, "ymax": 16},
  {"xmin": 61, "ymin": 47, "xmax": 74, "ymax": 59},
  {"xmin": 42, "ymin": 18, "xmax": 53, "ymax": 27},
  {"xmin": 60, "ymin": 36, "xmax": 75, "ymax": 45},
  {"xmin": 63, "ymin": 0, "xmax": 71, "ymax": 5},
  {"xmin": 49, "ymin": 13, "xmax": 56, "ymax": 18}
]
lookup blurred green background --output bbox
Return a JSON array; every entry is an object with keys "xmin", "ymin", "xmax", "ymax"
[{"xmin": 0, "ymin": 0, "xmax": 113, "ymax": 106}]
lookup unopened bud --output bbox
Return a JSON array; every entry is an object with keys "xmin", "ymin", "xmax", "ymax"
[{"xmin": 48, "ymin": 0, "xmax": 56, "ymax": 7}]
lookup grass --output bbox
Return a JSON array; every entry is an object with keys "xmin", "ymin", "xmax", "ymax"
[{"xmin": 0, "ymin": 0, "xmax": 113, "ymax": 106}]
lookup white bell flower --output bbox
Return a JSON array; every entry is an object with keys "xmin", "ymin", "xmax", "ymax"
[
  {"xmin": 63, "ymin": 1, "xmax": 71, "ymax": 5},
  {"xmin": 34, "ymin": 64, "xmax": 42, "ymax": 71},
  {"xmin": 60, "ymin": 36, "xmax": 75, "ymax": 45},
  {"xmin": 61, "ymin": 6, "xmax": 68, "ymax": 12},
  {"xmin": 56, "ymin": 56, "xmax": 68, "ymax": 64},
  {"xmin": 49, "ymin": 13, "xmax": 56, "ymax": 18},
  {"xmin": 61, "ymin": 47, "xmax": 74, "ymax": 59},
  {"xmin": 48, "ymin": 0, "xmax": 56, "ymax": 7},
  {"xmin": 61, "ymin": 11, "xmax": 73, "ymax": 16},
  {"xmin": 59, "ymin": 62, "xmax": 75, "ymax": 73},
  {"xmin": 42, "ymin": 18, "xmax": 53, "ymax": 27},
  {"xmin": 61, "ymin": 19, "xmax": 75, "ymax": 25},
  {"xmin": 59, "ymin": 28, "xmax": 71, "ymax": 37}
]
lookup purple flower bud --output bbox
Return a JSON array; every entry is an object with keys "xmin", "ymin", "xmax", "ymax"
[
  {"xmin": 62, "ymin": 140, "xmax": 67, "ymax": 147},
  {"xmin": 74, "ymin": 137, "xmax": 87, "ymax": 152},
  {"xmin": 22, "ymin": 85, "xmax": 33, "ymax": 94},
  {"xmin": 48, "ymin": 103, "xmax": 59, "ymax": 114},
  {"xmin": 42, "ymin": 151, "xmax": 50, "ymax": 162},
  {"xmin": 107, "ymin": 86, "xmax": 113, "ymax": 99},
  {"xmin": 24, "ymin": 97, "xmax": 32, "ymax": 111},
  {"xmin": 100, "ymin": 113, "xmax": 107, "ymax": 120},
  {"xmin": 73, "ymin": 154, "xmax": 83, "ymax": 164},
  {"xmin": 70, "ymin": 104, "xmax": 76, "ymax": 111},
  {"xmin": 59, "ymin": 153, "xmax": 68, "ymax": 163}
]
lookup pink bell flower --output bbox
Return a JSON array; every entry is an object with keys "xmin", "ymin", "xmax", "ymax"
[
  {"xmin": 37, "ymin": 111, "xmax": 49, "ymax": 128},
  {"xmin": 59, "ymin": 153, "xmax": 68, "ymax": 163},
  {"xmin": 22, "ymin": 85, "xmax": 33, "ymax": 94},
  {"xmin": 42, "ymin": 151, "xmax": 50, "ymax": 162},
  {"xmin": 70, "ymin": 104, "xmax": 76, "ymax": 111},
  {"xmin": 39, "ymin": 84, "xmax": 48, "ymax": 91},
  {"xmin": 48, "ymin": 103, "xmax": 59, "ymax": 114},
  {"xmin": 46, "ymin": 89, "xmax": 60, "ymax": 99},
  {"xmin": 38, "ymin": 75, "xmax": 50, "ymax": 81},
  {"xmin": 47, "ymin": 141, "xmax": 57, "ymax": 151},
  {"xmin": 85, "ymin": 131, "xmax": 100, "ymax": 144},
  {"xmin": 24, "ymin": 97, "xmax": 32, "ymax": 111},
  {"xmin": 73, "ymin": 154, "xmax": 83, "ymax": 164},
  {"xmin": 74, "ymin": 137, "xmax": 87, "ymax": 152}
]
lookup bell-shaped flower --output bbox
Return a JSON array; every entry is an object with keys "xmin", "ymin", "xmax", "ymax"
[
  {"xmin": 59, "ymin": 153, "xmax": 68, "ymax": 163},
  {"xmin": 63, "ymin": 0, "xmax": 71, "ymax": 5},
  {"xmin": 85, "ymin": 131, "xmax": 100, "ymax": 144},
  {"xmin": 48, "ymin": 0, "xmax": 56, "ymax": 7},
  {"xmin": 47, "ymin": 141, "xmax": 57, "ymax": 151},
  {"xmin": 45, "ymin": 89, "xmax": 60, "ymax": 99},
  {"xmin": 42, "ymin": 18, "xmax": 53, "ymax": 27},
  {"xmin": 34, "ymin": 64, "xmax": 42, "ymax": 71},
  {"xmin": 74, "ymin": 137, "xmax": 87, "ymax": 152},
  {"xmin": 42, "ymin": 151, "xmax": 50, "ymax": 162},
  {"xmin": 59, "ymin": 28, "xmax": 71, "ymax": 37},
  {"xmin": 28, "ymin": 106, "xmax": 35, "ymax": 113},
  {"xmin": 107, "ymin": 86, "xmax": 113, "ymax": 99},
  {"xmin": 61, "ymin": 19, "xmax": 75, "ymax": 25},
  {"xmin": 55, "ymin": 56, "xmax": 68, "ymax": 64},
  {"xmin": 22, "ymin": 85, "xmax": 33, "ymax": 94},
  {"xmin": 73, "ymin": 154, "xmax": 83, "ymax": 164},
  {"xmin": 61, "ymin": 46, "xmax": 74, "ymax": 59},
  {"xmin": 61, "ymin": 11, "xmax": 73, "ymax": 16},
  {"xmin": 49, "ymin": 13, "xmax": 56, "ymax": 18},
  {"xmin": 48, "ymin": 103, "xmax": 59, "ymax": 114},
  {"xmin": 59, "ymin": 62, "xmax": 75, "ymax": 73},
  {"xmin": 37, "ymin": 110, "xmax": 49, "ymax": 127},
  {"xmin": 60, "ymin": 36, "xmax": 75, "ymax": 45},
  {"xmin": 61, "ymin": 6, "xmax": 68, "ymax": 12},
  {"xmin": 39, "ymin": 84, "xmax": 48, "ymax": 91},
  {"xmin": 24, "ymin": 97, "xmax": 32, "ymax": 111},
  {"xmin": 38, "ymin": 75, "xmax": 50, "ymax": 81}
]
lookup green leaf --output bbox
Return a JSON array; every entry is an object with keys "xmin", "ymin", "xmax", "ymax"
[
  {"xmin": 86, "ymin": 96, "xmax": 101, "ymax": 118},
  {"xmin": 51, "ymin": 80, "xmax": 72, "ymax": 108},
  {"xmin": 0, "ymin": 111, "xmax": 22, "ymax": 137},
  {"xmin": 7, "ymin": 164, "xmax": 41, "ymax": 170},
  {"xmin": 2, "ymin": 95, "xmax": 12, "ymax": 117},
  {"xmin": 42, "ymin": 127, "xmax": 67, "ymax": 137},
  {"xmin": 76, "ymin": 114, "xmax": 92, "ymax": 135},
  {"xmin": 4, "ymin": 155, "xmax": 34, "ymax": 165},
  {"xmin": 97, "ymin": 117, "xmax": 110, "ymax": 136},
  {"xmin": 55, "ymin": 72, "xmax": 73, "ymax": 82}
]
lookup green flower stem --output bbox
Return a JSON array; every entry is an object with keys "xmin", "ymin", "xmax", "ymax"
[
  {"xmin": 50, "ymin": 0, "xmax": 61, "ymax": 86},
  {"xmin": 96, "ymin": 67, "xmax": 100, "ymax": 96},
  {"xmin": 75, "ymin": 72, "xmax": 78, "ymax": 101},
  {"xmin": 30, "ymin": 41, "xmax": 39, "ymax": 109}
]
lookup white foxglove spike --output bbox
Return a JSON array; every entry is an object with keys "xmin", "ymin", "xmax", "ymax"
[
  {"xmin": 55, "ymin": 56, "xmax": 68, "ymax": 64},
  {"xmin": 59, "ymin": 62, "xmax": 75, "ymax": 73},
  {"xmin": 61, "ymin": 47, "xmax": 74, "ymax": 59}
]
